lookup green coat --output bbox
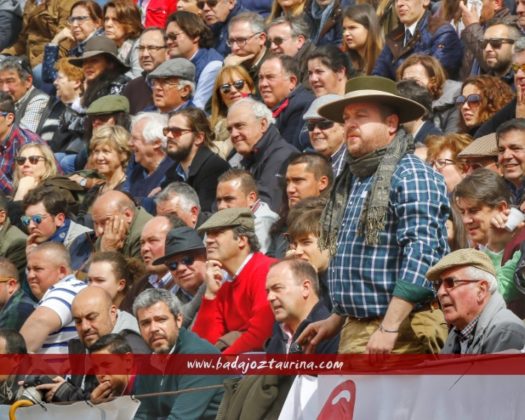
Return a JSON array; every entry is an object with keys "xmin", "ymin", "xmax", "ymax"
[
  {"xmin": 95, "ymin": 207, "xmax": 152, "ymax": 258},
  {"xmin": 0, "ymin": 218, "xmax": 27, "ymax": 275},
  {"xmin": 134, "ymin": 328, "xmax": 226, "ymax": 420}
]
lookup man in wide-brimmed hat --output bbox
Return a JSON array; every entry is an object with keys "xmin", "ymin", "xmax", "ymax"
[{"xmin": 297, "ymin": 76, "xmax": 450, "ymax": 355}]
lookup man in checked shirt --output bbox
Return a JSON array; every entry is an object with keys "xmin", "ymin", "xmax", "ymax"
[{"xmin": 297, "ymin": 76, "xmax": 450, "ymax": 354}]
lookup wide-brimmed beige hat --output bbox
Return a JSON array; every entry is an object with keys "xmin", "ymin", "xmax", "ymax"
[
  {"xmin": 318, "ymin": 76, "xmax": 427, "ymax": 124},
  {"xmin": 457, "ymin": 133, "xmax": 498, "ymax": 158}
]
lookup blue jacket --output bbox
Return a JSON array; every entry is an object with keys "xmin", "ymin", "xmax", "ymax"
[
  {"xmin": 372, "ymin": 11, "xmax": 463, "ymax": 80},
  {"xmin": 273, "ymin": 84, "xmax": 315, "ymax": 151}
]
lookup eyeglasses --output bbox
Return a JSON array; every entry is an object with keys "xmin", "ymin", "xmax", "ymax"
[
  {"xmin": 163, "ymin": 126, "xmax": 194, "ymax": 137},
  {"xmin": 219, "ymin": 79, "xmax": 245, "ymax": 94},
  {"xmin": 455, "ymin": 94, "xmax": 481, "ymax": 108},
  {"xmin": 226, "ymin": 32, "xmax": 261, "ymax": 48},
  {"xmin": 512, "ymin": 63, "xmax": 525, "ymax": 73},
  {"xmin": 166, "ymin": 255, "xmax": 196, "ymax": 271},
  {"xmin": 269, "ymin": 36, "xmax": 290, "ymax": 46},
  {"xmin": 151, "ymin": 78, "xmax": 179, "ymax": 89},
  {"xmin": 428, "ymin": 158, "xmax": 456, "ymax": 170},
  {"xmin": 0, "ymin": 276, "xmax": 15, "ymax": 283},
  {"xmin": 307, "ymin": 120, "xmax": 335, "ymax": 132},
  {"xmin": 68, "ymin": 15, "xmax": 90, "ymax": 24},
  {"xmin": 166, "ymin": 32, "xmax": 184, "ymax": 42},
  {"xmin": 15, "ymin": 155, "xmax": 45, "ymax": 165},
  {"xmin": 138, "ymin": 45, "xmax": 167, "ymax": 52},
  {"xmin": 431, "ymin": 277, "xmax": 480, "ymax": 291},
  {"xmin": 197, "ymin": 0, "xmax": 219, "ymax": 9},
  {"xmin": 481, "ymin": 38, "xmax": 515, "ymax": 49},
  {"xmin": 21, "ymin": 214, "xmax": 50, "ymax": 226}
]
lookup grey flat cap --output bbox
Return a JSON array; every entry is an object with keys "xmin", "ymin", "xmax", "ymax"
[{"xmin": 147, "ymin": 58, "xmax": 196, "ymax": 83}]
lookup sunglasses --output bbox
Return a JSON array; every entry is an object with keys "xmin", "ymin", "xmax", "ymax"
[
  {"xmin": 481, "ymin": 38, "xmax": 515, "ymax": 49},
  {"xmin": 431, "ymin": 277, "xmax": 480, "ymax": 291},
  {"xmin": 163, "ymin": 126, "xmax": 193, "ymax": 138},
  {"xmin": 512, "ymin": 63, "xmax": 525, "ymax": 73},
  {"xmin": 455, "ymin": 94, "xmax": 481, "ymax": 108},
  {"xmin": 307, "ymin": 120, "xmax": 335, "ymax": 132},
  {"xmin": 219, "ymin": 80, "xmax": 245, "ymax": 94},
  {"xmin": 197, "ymin": 0, "xmax": 218, "ymax": 9},
  {"xmin": 166, "ymin": 255, "xmax": 195, "ymax": 271},
  {"xmin": 270, "ymin": 36, "xmax": 289, "ymax": 46},
  {"xmin": 15, "ymin": 155, "xmax": 45, "ymax": 165},
  {"xmin": 21, "ymin": 214, "xmax": 50, "ymax": 226}
]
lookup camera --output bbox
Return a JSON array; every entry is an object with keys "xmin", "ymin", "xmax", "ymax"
[{"xmin": 16, "ymin": 375, "xmax": 55, "ymax": 404}]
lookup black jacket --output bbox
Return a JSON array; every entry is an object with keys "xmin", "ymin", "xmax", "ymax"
[
  {"xmin": 241, "ymin": 125, "xmax": 299, "ymax": 212},
  {"xmin": 163, "ymin": 147, "xmax": 230, "ymax": 212}
]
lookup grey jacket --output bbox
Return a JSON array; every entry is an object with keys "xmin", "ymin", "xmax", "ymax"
[{"xmin": 441, "ymin": 292, "xmax": 525, "ymax": 354}]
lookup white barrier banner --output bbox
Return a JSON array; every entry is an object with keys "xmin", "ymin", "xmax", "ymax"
[
  {"xmin": 280, "ymin": 374, "xmax": 525, "ymax": 420},
  {"xmin": 0, "ymin": 396, "xmax": 140, "ymax": 420}
]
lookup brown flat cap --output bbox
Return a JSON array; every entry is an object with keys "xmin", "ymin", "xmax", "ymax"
[
  {"xmin": 426, "ymin": 249, "xmax": 496, "ymax": 281},
  {"xmin": 457, "ymin": 133, "xmax": 497, "ymax": 158},
  {"xmin": 197, "ymin": 208, "xmax": 254, "ymax": 233}
]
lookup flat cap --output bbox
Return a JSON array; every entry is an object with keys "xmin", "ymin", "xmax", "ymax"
[
  {"xmin": 86, "ymin": 95, "xmax": 129, "ymax": 115},
  {"xmin": 147, "ymin": 58, "xmax": 195, "ymax": 82},
  {"xmin": 457, "ymin": 133, "xmax": 498, "ymax": 158},
  {"xmin": 197, "ymin": 208, "xmax": 254, "ymax": 234},
  {"xmin": 426, "ymin": 249, "xmax": 496, "ymax": 282}
]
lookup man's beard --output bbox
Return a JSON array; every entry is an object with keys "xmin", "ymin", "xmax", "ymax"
[{"xmin": 167, "ymin": 143, "xmax": 193, "ymax": 162}]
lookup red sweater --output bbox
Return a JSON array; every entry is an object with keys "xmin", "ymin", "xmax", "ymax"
[{"xmin": 192, "ymin": 253, "xmax": 276, "ymax": 354}]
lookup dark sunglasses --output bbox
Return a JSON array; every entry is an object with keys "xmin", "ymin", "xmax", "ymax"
[
  {"xmin": 481, "ymin": 38, "xmax": 515, "ymax": 49},
  {"xmin": 455, "ymin": 94, "xmax": 481, "ymax": 107},
  {"xmin": 15, "ymin": 155, "xmax": 45, "ymax": 165},
  {"xmin": 270, "ymin": 36, "xmax": 288, "ymax": 46},
  {"xmin": 21, "ymin": 214, "xmax": 49, "ymax": 226},
  {"xmin": 307, "ymin": 120, "xmax": 335, "ymax": 131},
  {"xmin": 431, "ymin": 277, "xmax": 480, "ymax": 291},
  {"xmin": 162, "ymin": 126, "xmax": 193, "ymax": 138},
  {"xmin": 197, "ymin": 0, "xmax": 218, "ymax": 9},
  {"xmin": 166, "ymin": 255, "xmax": 195, "ymax": 271},
  {"xmin": 219, "ymin": 80, "xmax": 245, "ymax": 94}
]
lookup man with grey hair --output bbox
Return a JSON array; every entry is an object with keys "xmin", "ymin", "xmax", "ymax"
[
  {"xmin": 477, "ymin": 37, "xmax": 525, "ymax": 136},
  {"xmin": 227, "ymin": 97, "xmax": 298, "ymax": 212},
  {"xmin": 128, "ymin": 112, "xmax": 175, "ymax": 202},
  {"xmin": 266, "ymin": 16, "xmax": 315, "ymax": 84},
  {"xmin": 224, "ymin": 12, "xmax": 269, "ymax": 90},
  {"xmin": 147, "ymin": 57, "xmax": 196, "ymax": 114},
  {"xmin": 132, "ymin": 288, "xmax": 226, "ymax": 420},
  {"xmin": 0, "ymin": 56, "xmax": 51, "ymax": 133},
  {"xmin": 155, "ymin": 182, "xmax": 203, "ymax": 228},
  {"xmin": 426, "ymin": 248, "xmax": 525, "ymax": 354}
]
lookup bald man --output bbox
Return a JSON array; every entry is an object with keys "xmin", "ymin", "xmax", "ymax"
[
  {"xmin": 71, "ymin": 286, "xmax": 148, "ymax": 353},
  {"xmin": 91, "ymin": 190, "xmax": 153, "ymax": 258},
  {"xmin": 34, "ymin": 287, "xmax": 149, "ymax": 403}
]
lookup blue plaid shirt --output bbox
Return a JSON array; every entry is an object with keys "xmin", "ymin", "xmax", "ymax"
[{"xmin": 329, "ymin": 154, "xmax": 450, "ymax": 318}]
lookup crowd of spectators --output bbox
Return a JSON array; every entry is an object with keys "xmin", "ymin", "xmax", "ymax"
[{"xmin": 2, "ymin": 0, "xmax": 525, "ymax": 417}]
